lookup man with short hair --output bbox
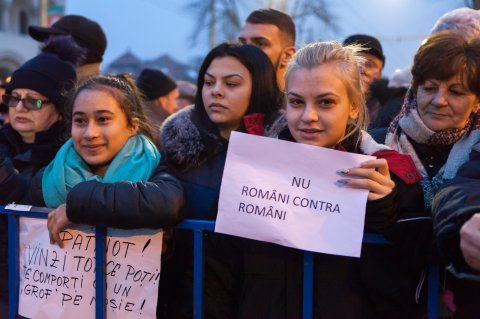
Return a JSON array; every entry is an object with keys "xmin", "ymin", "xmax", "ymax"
[
  {"xmin": 239, "ymin": 8, "xmax": 296, "ymax": 91},
  {"xmin": 28, "ymin": 15, "xmax": 107, "ymax": 83},
  {"xmin": 136, "ymin": 68, "xmax": 179, "ymax": 136}
]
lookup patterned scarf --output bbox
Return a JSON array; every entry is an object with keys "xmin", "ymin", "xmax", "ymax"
[{"xmin": 385, "ymin": 88, "xmax": 480, "ymax": 209}]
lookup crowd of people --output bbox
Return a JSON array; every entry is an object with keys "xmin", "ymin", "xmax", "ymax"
[{"xmin": 0, "ymin": 6, "xmax": 479, "ymax": 319}]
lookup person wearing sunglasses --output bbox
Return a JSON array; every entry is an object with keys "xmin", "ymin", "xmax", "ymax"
[{"xmin": 0, "ymin": 36, "xmax": 82, "ymax": 316}]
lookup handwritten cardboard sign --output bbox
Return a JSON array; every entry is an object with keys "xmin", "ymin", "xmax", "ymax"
[
  {"xmin": 215, "ymin": 132, "xmax": 375, "ymax": 257},
  {"xmin": 18, "ymin": 217, "xmax": 162, "ymax": 319}
]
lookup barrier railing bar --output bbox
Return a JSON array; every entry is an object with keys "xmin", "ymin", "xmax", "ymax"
[
  {"xmin": 302, "ymin": 251, "xmax": 314, "ymax": 319},
  {"xmin": 427, "ymin": 265, "xmax": 439, "ymax": 319},
  {"xmin": 362, "ymin": 233, "xmax": 390, "ymax": 244},
  {"xmin": 95, "ymin": 226, "xmax": 107, "ymax": 319},
  {"xmin": 7, "ymin": 214, "xmax": 19, "ymax": 319},
  {"xmin": 177, "ymin": 219, "xmax": 215, "ymax": 231},
  {"xmin": 176, "ymin": 220, "xmax": 212, "ymax": 319},
  {"xmin": 193, "ymin": 229, "xmax": 204, "ymax": 319},
  {"xmin": 0, "ymin": 207, "xmax": 440, "ymax": 319}
]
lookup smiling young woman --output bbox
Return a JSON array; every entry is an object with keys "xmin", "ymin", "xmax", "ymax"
[
  {"xmin": 260, "ymin": 41, "xmax": 425, "ymax": 319},
  {"xmin": 70, "ymin": 88, "xmax": 139, "ymax": 177},
  {"xmin": 24, "ymin": 74, "xmax": 184, "ymax": 247}
]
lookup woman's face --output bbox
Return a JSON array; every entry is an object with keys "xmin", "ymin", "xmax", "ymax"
[
  {"xmin": 9, "ymin": 88, "xmax": 62, "ymax": 143},
  {"xmin": 286, "ymin": 63, "xmax": 358, "ymax": 148},
  {"xmin": 416, "ymin": 75, "xmax": 479, "ymax": 132},
  {"xmin": 202, "ymin": 56, "xmax": 252, "ymax": 139},
  {"xmin": 71, "ymin": 88, "xmax": 138, "ymax": 176}
]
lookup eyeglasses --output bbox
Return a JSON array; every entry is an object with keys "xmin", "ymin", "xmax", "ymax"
[{"xmin": 2, "ymin": 94, "xmax": 51, "ymax": 111}]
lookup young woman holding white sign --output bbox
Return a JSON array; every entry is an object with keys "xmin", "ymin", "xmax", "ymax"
[
  {"xmin": 158, "ymin": 41, "xmax": 281, "ymax": 318},
  {"xmin": 26, "ymin": 74, "xmax": 184, "ymax": 241},
  {"xmin": 252, "ymin": 42, "xmax": 423, "ymax": 318}
]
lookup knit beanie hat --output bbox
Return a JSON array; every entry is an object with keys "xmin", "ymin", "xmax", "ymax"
[
  {"xmin": 137, "ymin": 68, "xmax": 178, "ymax": 101},
  {"xmin": 6, "ymin": 53, "xmax": 77, "ymax": 115},
  {"xmin": 28, "ymin": 15, "xmax": 107, "ymax": 65},
  {"xmin": 343, "ymin": 34, "xmax": 385, "ymax": 67}
]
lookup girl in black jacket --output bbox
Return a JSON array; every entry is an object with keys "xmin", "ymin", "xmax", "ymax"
[{"xmin": 26, "ymin": 74, "xmax": 184, "ymax": 242}]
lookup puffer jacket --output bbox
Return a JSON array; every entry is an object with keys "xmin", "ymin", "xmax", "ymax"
[{"xmin": 25, "ymin": 163, "xmax": 185, "ymax": 229}]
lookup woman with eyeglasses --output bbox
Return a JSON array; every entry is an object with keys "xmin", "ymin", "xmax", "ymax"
[
  {"xmin": 0, "ymin": 36, "xmax": 82, "ymax": 204},
  {"xmin": 0, "ymin": 36, "xmax": 82, "ymax": 315}
]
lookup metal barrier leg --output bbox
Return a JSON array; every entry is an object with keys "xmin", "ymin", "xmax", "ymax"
[
  {"xmin": 193, "ymin": 229, "xmax": 204, "ymax": 319},
  {"xmin": 427, "ymin": 265, "xmax": 439, "ymax": 319},
  {"xmin": 7, "ymin": 215, "xmax": 19, "ymax": 319},
  {"xmin": 302, "ymin": 251, "xmax": 314, "ymax": 319},
  {"xmin": 95, "ymin": 226, "xmax": 107, "ymax": 319}
]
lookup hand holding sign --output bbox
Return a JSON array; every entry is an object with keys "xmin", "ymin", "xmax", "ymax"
[
  {"xmin": 47, "ymin": 203, "xmax": 71, "ymax": 248},
  {"xmin": 216, "ymin": 132, "xmax": 375, "ymax": 257},
  {"xmin": 337, "ymin": 158, "xmax": 395, "ymax": 201}
]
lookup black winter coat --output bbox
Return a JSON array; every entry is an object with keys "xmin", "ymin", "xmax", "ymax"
[
  {"xmin": 26, "ymin": 164, "xmax": 185, "ymax": 229},
  {"xmin": 0, "ymin": 121, "xmax": 67, "ymax": 303},
  {"xmin": 433, "ymin": 143, "xmax": 480, "ymax": 280},
  {"xmin": 0, "ymin": 121, "xmax": 67, "ymax": 204},
  {"xmin": 432, "ymin": 143, "xmax": 480, "ymax": 318}
]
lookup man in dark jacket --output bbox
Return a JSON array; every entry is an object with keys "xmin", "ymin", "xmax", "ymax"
[{"xmin": 433, "ymin": 142, "xmax": 480, "ymax": 317}]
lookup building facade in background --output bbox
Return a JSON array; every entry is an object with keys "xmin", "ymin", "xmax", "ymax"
[
  {"xmin": 0, "ymin": 0, "xmax": 64, "ymax": 79},
  {"xmin": 107, "ymin": 50, "xmax": 198, "ymax": 82}
]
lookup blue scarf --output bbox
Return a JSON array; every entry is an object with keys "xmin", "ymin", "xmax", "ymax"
[{"xmin": 42, "ymin": 134, "xmax": 160, "ymax": 208}]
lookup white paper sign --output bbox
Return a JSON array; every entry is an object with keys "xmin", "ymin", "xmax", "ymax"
[
  {"xmin": 18, "ymin": 217, "xmax": 162, "ymax": 319},
  {"xmin": 215, "ymin": 132, "xmax": 375, "ymax": 257},
  {"xmin": 5, "ymin": 203, "xmax": 32, "ymax": 211}
]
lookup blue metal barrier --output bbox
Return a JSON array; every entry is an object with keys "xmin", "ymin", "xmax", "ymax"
[{"xmin": 1, "ymin": 206, "xmax": 439, "ymax": 319}]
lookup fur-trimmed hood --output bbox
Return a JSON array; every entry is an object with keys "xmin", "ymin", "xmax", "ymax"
[
  {"xmin": 161, "ymin": 105, "xmax": 268, "ymax": 172},
  {"xmin": 160, "ymin": 105, "xmax": 225, "ymax": 172}
]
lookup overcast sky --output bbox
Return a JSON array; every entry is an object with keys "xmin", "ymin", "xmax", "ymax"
[{"xmin": 65, "ymin": 0, "xmax": 464, "ymax": 78}]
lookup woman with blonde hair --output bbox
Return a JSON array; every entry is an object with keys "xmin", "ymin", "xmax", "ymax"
[{"xmin": 252, "ymin": 41, "xmax": 421, "ymax": 318}]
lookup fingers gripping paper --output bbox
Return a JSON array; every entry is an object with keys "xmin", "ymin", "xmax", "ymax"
[
  {"xmin": 215, "ymin": 132, "xmax": 374, "ymax": 257},
  {"xmin": 18, "ymin": 217, "xmax": 162, "ymax": 319}
]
